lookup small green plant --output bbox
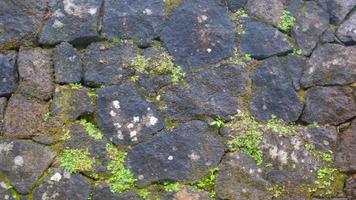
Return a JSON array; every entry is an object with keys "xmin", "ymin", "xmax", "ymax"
[
  {"xmin": 309, "ymin": 167, "xmax": 338, "ymax": 195},
  {"xmin": 304, "ymin": 144, "xmax": 333, "ymax": 163},
  {"xmin": 87, "ymin": 91, "xmax": 98, "ymax": 98},
  {"xmin": 194, "ymin": 167, "xmax": 218, "ymax": 197},
  {"xmin": 69, "ymin": 83, "xmax": 83, "ymax": 90},
  {"xmin": 266, "ymin": 115, "xmax": 297, "ymax": 135},
  {"xmin": 43, "ymin": 112, "xmax": 51, "ymax": 122},
  {"xmin": 292, "ymin": 48, "xmax": 302, "ymax": 56},
  {"xmin": 80, "ymin": 119, "xmax": 103, "ymax": 140},
  {"xmin": 268, "ymin": 185, "xmax": 285, "ymax": 198},
  {"xmin": 307, "ymin": 122, "xmax": 320, "ymax": 128},
  {"xmin": 129, "ymin": 75, "xmax": 139, "ymax": 83},
  {"xmin": 170, "ymin": 66, "xmax": 186, "ymax": 85},
  {"xmin": 131, "ymin": 55, "xmax": 150, "ymax": 73},
  {"xmin": 102, "ymin": 37, "xmax": 123, "ymax": 47},
  {"xmin": 278, "ymin": 10, "xmax": 296, "ymax": 32},
  {"xmin": 106, "ymin": 144, "xmax": 136, "ymax": 193},
  {"xmin": 329, "ymin": 24, "xmax": 337, "ymax": 30},
  {"xmin": 209, "ymin": 118, "xmax": 225, "ymax": 128},
  {"xmin": 137, "ymin": 188, "xmax": 149, "ymax": 199},
  {"xmin": 163, "ymin": 182, "xmax": 180, "ymax": 192},
  {"xmin": 60, "ymin": 149, "xmax": 94, "ymax": 173},
  {"xmin": 227, "ymin": 52, "xmax": 252, "ymax": 65},
  {"xmin": 233, "ymin": 9, "xmax": 248, "ymax": 19},
  {"xmin": 321, "ymin": 151, "xmax": 333, "ymax": 163}
]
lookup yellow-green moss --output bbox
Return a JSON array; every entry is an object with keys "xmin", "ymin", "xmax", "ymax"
[
  {"xmin": 60, "ymin": 149, "xmax": 95, "ymax": 173},
  {"xmin": 163, "ymin": 0, "xmax": 181, "ymax": 16},
  {"xmin": 297, "ymin": 89, "xmax": 306, "ymax": 104}
]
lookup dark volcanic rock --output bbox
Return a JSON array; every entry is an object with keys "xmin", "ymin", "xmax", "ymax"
[
  {"xmin": 97, "ymin": 84, "xmax": 164, "ymax": 146},
  {"xmin": 161, "ymin": 0, "xmax": 235, "ymax": 67},
  {"xmin": 161, "ymin": 188, "xmax": 213, "ymax": 200},
  {"xmin": 249, "ymin": 57, "xmax": 303, "ymax": 122},
  {"xmin": 92, "ymin": 183, "xmax": 140, "ymax": 200},
  {"xmin": 0, "ymin": 179, "xmax": 15, "ymax": 200},
  {"xmin": 215, "ymin": 151, "xmax": 271, "ymax": 200},
  {"xmin": 0, "ymin": 0, "xmax": 46, "ymax": 49},
  {"xmin": 4, "ymin": 94, "xmax": 49, "ymax": 138},
  {"xmin": 292, "ymin": 1, "xmax": 329, "ymax": 55},
  {"xmin": 301, "ymin": 44, "xmax": 356, "ymax": 88},
  {"xmin": 336, "ymin": 11, "xmax": 356, "ymax": 45},
  {"xmin": 160, "ymin": 64, "xmax": 250, "ymax": 121},
  {"xmin": 39, "ymin": 0, "xmax": 102, "ymax": 45},
  {"xmin": 239, "ymin": 18, "xmax": 293, "ymax": 59},
  {"xmin": 33, "ymin": 168, "xmax": 91, "ymax": 200},
  {"xmin": 17, "ymin": 48, "xmax": 54, "ymax": 101},
  {"xmin": 83, "ymin": 42, "xmax": 137, "ymax": 86},
  {"xmin": 345, "ymin": 175, "xmax": 356, "ymax": 199},
  {"xmin": 286, "ymin": 54, "xmax": 306, "ymax": 90},
  {"xmin": 50, "ymin": 85, "xmax": 95, "ymax": 121},
  {"xmin": 223, "ymin": 0, "xmax": 247, "ymax": 12},
  {"xmin": 102, "ymin": 0, "xmax": 164, "ymax": 47},
  {"xmin": 247, "ymin": 0, "xmax": 285, "ymax": 26},
  {"xmin": 326, "ymin": 0, "xmax": 356, "ymax": 25},
  {"xmin": 54, "ymin": 42, "xmax": 82, "ymax": 84},
  {"xmin": 126, "ymin": 121, "xmax": 224, "ymax": 187},
  {"xmin": 0, "ymin": 52, "xmax": 17, "ymax": 97},
  {"xmin": 301, "ymin": 86, "xmax": 356, "ymax": 125},
  {"xmin": 301, "ymin": 127, "xmax": 337, "ymax": 152},
  {"xmin": 0, "ymin": 140, "xmax": 55, "ymax": 194},
  {"xmin": 0, "ymin": 98, "xmax": 6, "ymax": 133},
  {"xmin": 335, "ymin": 119, "xmax": 356, "ymax": 173}
]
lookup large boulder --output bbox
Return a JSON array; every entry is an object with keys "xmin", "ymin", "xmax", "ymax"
[
  {"xmin": 32, "ymin": 168, "xmax": 91, "ymax": 200},
  {"xmin": 96, "ymin": 84, "xmax": 164, "ymax": 146},
  {"xmin": 161, "ymin": 0, "xmax": 235, "ymax": 67},
  {"xmin": 292, "ymin": 1, "xmax": 329, "ymax": 55},
  {"xmin": 39, "ymin": 0, "xmax": 102, "ymax": 45},
  {"xmin": 0, "ymin": 140, "xmax": 55, "ymax": 194},
  {"xmin": 0, "ymin": 51, "xmax": 17, "ymax": 97},
  {"xmin": 249, "ymin": 57, "xmax": 303, "ymax": 122},
  {"xmin": 301, "ymin": 86, "xmax": 356, "ymax": 125},
  {"xmin": 246, "ymin": 0, "xmax": 285, "ymax": 26},
  {"xmin": 102, "ymin": 0, "xmax": 164, "ymax": 47},
  {"xmin": 301, "ymin": 44, "xmax": 356, "ymax": 88},
  {"xmin": 0, "ymin": 0, "xmax": 47, "ymax": 49},
  {"xmin": 126, "ymin": 121, "xmax": 224, "ymax": 187},
  {"xmin": 4, "ymin": 94, "xmax": 49, "ymax": 138},
  {"xmin": 239, "ymin": 18, "xmax": 293, "ymax": 59},
  {"xmin": 83, "ymin": 42, "xmax": 137, "ymax": 86},
  {"xmin": 54, "ymin": 42, "xmax": 82, "ymax": 84},
  {"xmin": 335, "ymin": 119, "xmax": 356, "ymax": 173},
  {"xmin": 336, "ymin": 10, "xmax": 356, "ymax": 45},
  {"xmin": 17, "ymin": 48, "xmax": 54, "ymax": 101}
]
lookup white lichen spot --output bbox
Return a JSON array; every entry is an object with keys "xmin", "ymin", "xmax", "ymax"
[
  {"xmin": 138, "ymin": 175, "xmax": 144, "ymax": 180},
  {"xmin": 133, "ymin": 116, "xmax": 140, "ymax": 123},
  {"xmin": 269, "ymin": 146, "xmax": 288, "ymax": 165},
  {"xmin": 68, "ymin": 56, "xmax": 76, "ymax": 62},
  {"xmin": 188, "ymin": 152, "xmax": 200, "ymax": 161},
  {"xmin": 109, "ymin": 110, "xmax": 117, "ymax": 117},
  {"xmin": 63, "ymin": 171, "xmax": 71, "ymax": 179},
  {"xmin": 143, "ymin": 8, "xmax": 152, "ymax": 15},
  {"xmin": 0, "ymin": 181, "xmax": 7, "ymax": 189},
  {"xmin": 129, "ymin": 131, "xmax": 137, "ymax": 138},
  {"xmin": 14, "ymin": 155, "xmax": 24, "ymax": 166},
  {"xmin": 249, "ymin": 169, "xmax": 255, "ymax": 174},
  {"xmin": 0, "ymin": 142, "xmax": 14, "ymax": 154},
  {"xmin": 114, "ymin": 123, "xmax": 122, "ymax": 129},
  {"xmin": 112, "ymin": 100, "xmax": 120, "ymax": 109},
  {"xmin": 291, "ymin": 151, "xmax": 299, "ymax": 163},
  {"xmin": 197, "ymin": 15, "xmax": 208, "ymax": 23},
  {"xmin": 50, "ymin": 172, "xmax": 62, "ymax": 182},
  {"xmin": 53, "ymin": 9, "xmax": 65, "ymax": 18},
  {"xmin": 148, "ymin": 116, "xmax": 158, "ymax": 126},
  {"xmin": 53, "ymin": 19, "xmax": 64, "ymax": 29},
  {"xmin": 88, "ymin": 7, "xmax": 98, "ymax": 15},
  {"xmin": 4, "ymin": 195, "xmax": 9, "ymax": 200},
  {"xmin": 63, "ymin": 0, "xmax": 98, "ymax": 17},
  {"xmin": 117, "ymin": 130, "xmax": 124, "ymax": 140},
  {"xmin": 127, "ymin": 123, "xmax": 134, "ymax": 129},
  {"xmin": 206, "ymin": 48, "xmax": 212, "ymax": 53},
  {"xmin": 168, "ymin": 155, "xmax": 174, "ymax": 160}
]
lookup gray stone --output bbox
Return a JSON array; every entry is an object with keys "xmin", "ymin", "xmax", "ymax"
[
  {"xmin": 33, "ymin": 168, "xmax": 91, "ymax": 200},
  {"xmin": 326, "ymin": 0, "xmax": 356, "ymax": 25},
  {"xmin": 54, "ymin": 42, "xmax": 82, "ymax": 84},
  {"xmin": 301, "ymin": 44, "xmax": 356, "ymax": 88},
  {"xmin": 83, "ymin": 42, "xmax": 137, "ymax": 86},
  {"xmin": 17, "ymin": 48, "xmax": 54, "ymax": 101},
  {"xmin": 239, "ymin": 18, "xmax": 293, "ymax": 59},
  {"xmin": 335, "ymin": 119, "xmax": 356, "ymax": 173},
  {"xmin": 286, "ymin": 54, "xmax": 306, "ymax": 90},
  {"xmin": 215, "ymin": 151, "xmax": 271, "ymax": 200},
  {"xmin": 161, "ymin": 0, "xmax": 235, "ymax": 67},
  {"xmin": 345, "ymin": 175, "xmax": 356, "ymax": 200},
  {"xmin": 292, "ymin": 1, "xmax": 329, "ymax": 55},
  {"xmin": 249, "ymin": 57, "xmax": 303, "ymax": 122},
  {"xmin": 0, "ymin": 52, "xmax": 17, "ymax": 97},
  {"xmin": 4, "ymin": 94, "xmax": 49, "ymax": 138},
  {"xmin": 301, "ymin": 86, "xmax": 356, "ymax": 125},
  {"xmin": 0, "ymin": 140, "xmax": 55, "ymax": 194},
  {"xmin": 247, "ymin": 0, "xmax": 285, "ymax": 26},
  {"xmin": 0, "ymin": 0, "xmax": 46, "ymax": 49},
  {"xmin": 160, "ymin": 64, "xmax": 250, "ymax": 121},
  {"xmin": 336, "ymin": 10, "xmax": 356, "ymax": 45},
  {"xmin": 39, "ymin": 0, "xmax": 102, "ymax": 45},
  {"xmin": 223, "ymin": 0, "xmax": 247, "ymax": 12},
  {"xmin": 126, "ymin": 121, "xmax": 224, "ymax": 187},
  {"xmin": 162, "ymin": 188, "xmax": 213, "ymax": 200},
  {"xmin": 301, "ymin": 127, "xmax": 337, "ymax": 152},
  {"xmin": 0, "ymin": 98, "xmax": 6, "ymax": 133},
  {"xmin": 92, "ymin": 183, "xmax": 140, "ymax": 200},
  {"xmin": 102, "ymin": 0, "xmax": 164, "ymax": 47},
  {"xmin": 96, "ymin": 84, "xmax": 164, "ymax": 146}
]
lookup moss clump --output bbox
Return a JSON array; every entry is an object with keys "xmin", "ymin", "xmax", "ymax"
[
  {"xmin": 292, "ymin": 48, "xmax": 302, "ymax": 56},
  {"xmin": 163, "ymin": 0, "xmax": 181, "ymax": 15},
  {"xmin": 209, "ymin": 118, "xmax": 225, "ymax": 128},
  {"xmin": 87, "ymin": 90, "xmax": 98, "ymax": 98},
  {"xmin": 278, "ymin": 10, "xmax": 296, "ymax": 32},
  {"xmin": 79, "ymin": 119, "xmax": 103, "ymax": 140},
  {"xmin": 106, "ymin": 144, "xmax": 136, "ymax": 193},
  {"xmin": 226, "ymin": 51, "xmax": 253, "ymax": 65},
  {"xmin": 69, "ymin": 83, "xmax": 83, "ymax": 90},
  {"xmin": 309, "ymin": 167, "xmax": 345, "ymax": 197},
  {"xmin": 136, "ymin": 188, "xmax": 150, "ymax": 199},
  {"xmin": 60, "ymin": 149, "xmax": 95, "ymax": 173},
  {"xmin": 268, "ymin": 185, "xmax": 285, "ymax": 198},
  {"xmin": 163, "ymin": 181, "xmax": 180, "ymax": 192},
  {"xmin": 193, "ymin": 167, "xmax": 218, "ymax": 197},
  {"xmin": 266, "ymin": 115, "xmax": 297, "ymax": 135}
]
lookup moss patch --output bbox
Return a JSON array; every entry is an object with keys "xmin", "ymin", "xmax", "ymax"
[
  {"xmin": 163, "ymin": 0, "xmax": 181, "ymax": 16},
  {"xmin": 60, "ymin": 149, "xmax": 95, "ymax": 173},
  {"xmin": 278, "ymin": 10, "xmax": 296, "ymax": 32},
  {"xmin": 266, "ymin": 115, "xmax": 297, "ymax": 135},
  {"xmin": 193, "ymin": 167, "xmax": 218, "ymax": 197}
]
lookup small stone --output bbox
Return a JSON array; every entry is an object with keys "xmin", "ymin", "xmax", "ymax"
[
  {"xmin": 0, "ymin": 52, "xmax": 17, "ymax": 97},
  {"xmin": 286, "ymin": 55, "xmax": 306, "ymax": 90},
  {"xmin": 336, "ymin": 10, "xmax": 356, "ymax": 45},
  {"xmin": 54, "ymin": 42, "xmax": 82, "ymax": 84},
  {"xmin": 92, "ymin": 183, "xmax": 140, "ymax": 200},
  {"xmin": 335, "ymin": 119, "xmax": 356, "ymax": 173},
  {"xmin": 325, "ymin": 0, "xmax": 356, "ymax": 24},
  {"xmin": 247, "ymin": 0, "xmax": 284, "ymax": 26}
]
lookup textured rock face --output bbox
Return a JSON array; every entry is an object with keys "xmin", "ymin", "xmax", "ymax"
[
  {"xmin": 161, "ymin": 0, "xmax": 235, "ymax": 67},
  {"xmin": 126, "ymin": 121, "xmax": 224, "ymax": 187},
  {"xmin": 0, "ymin": 0, "xmax": 47, "ymax": 49},
  {"xmin": 247, "ymin": 0, "xmax": 284, "ymax": 26},
  {"xmin": 301, "ymin": 44, "xmax": 356, "ymax": 87},
  {"xmin": 325, "ymin": 0, "xmax": 356, "ymax": 25},
  {"xmin": 162, "ymin": 188, "xmax": 213, "ymax": 200},
  {"xmin": 336, "ymin": 10, "xmax": 356, "ymax": 45},
  {"xmin": 0, "ymin": 98, "xmax": 6, "ymax": 133},
  {"xmin": 287, "ymin": 54, "xmax": 306, "ymax": 90},
  {"xmin": 302, "ymin": 86, "xmax": 356, "ymax": 125},
  {"xmin": 223, "ymin": 0, "xmax": 247, "ymax": 11},
  {"xmin": 102, "ymin": 0, "xmax": 164, "ymax": 47},
  {"xmin": 0, "ymin": 52, "xmax": 17, "ymax": 97},
  {"xmin": 239, "ymin": 18, "xmax": 293, "ymax": 59},
  {"xmin": 0, "ymin": 180, "xmax": 15, "ymax": 200},
  {"xmin": 335, "ymin": 119, "xmax": 356, "ymax": 173},
  {"xmin": 39, "ymin": 0, "xmax": 102, "ymax": 45},
  {"xmin": 345, "ymin": 175, "xmax": 356, "ymax": 199},
  {"xmin": 93, "ymin": 184, "xmax": 140, "ymax": 200},
  {"xmin": 0, "ymin": 140, "xmax": 55, "ymax": 194}
]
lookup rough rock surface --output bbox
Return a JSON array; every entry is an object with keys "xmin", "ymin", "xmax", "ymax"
[
  {"xmin": 0, "ymin": 98, "xmax": 6, "ymax": 133},
  {"xmin": 301, "ymin": 44, "xmax": 356, "ymax": 87},
  {"xmin": 239, "ymin": 18, "xmax": 293, "ymax": 59},
  {"xmin": 0, "ymin": 180, "xmax": 15, "ymax": 200},
  {"xmin": 39, "ymin": 0, "xmax": 102, "ymax": 45},
  {"xmin": 4, "ymin": 94, "xmax": 49, "ymax": 138},
  {"xmin": 302, "ymin": 86, "xmax": 356, "ymax": 125},
  {"xmin": 345, "ymin": 175, "xmax": 356, "ymax": 199},
  {"xmin": 17, "ymin": 48, "xmax": 54, "ymax": 101},
  {"xmin": 336, "ymin": 10, "xmax": 356, "ymax": 45},
  {"xmin": 325, "ymin": 0, "xmax": 356, "ymax": 25},
  {"xmin": 54, "ymin": 42, "xmax": 82, "ymax": 84},
  {"xmin": 0, "ymin": 52, "xmax": 17, "ymax": 97},
  {"xmin": 249, "ymin": 57, "xmax": 303, "ymax": 122},
  {"xmin": 97, "ymin": 84, "xmax": 164, "ymax": 146},
  {"xmin": 162, "ymin": 188, "xmax": 213, "ymax": 200},
  {"xmin": 93, "ymin": 184, "xmax": 140, "ymax": 200},
  {"xmin": 102, "ymin": 0, "xmax": 164, "ymax": 47},
  {"xmin": 223, "ymin": 0, "xmax": 247, "ymax": 11},
  {"xmin": 126, "ymin": 121, "xmax": 224, "ymax": 187},
  {"xmin": 0, "ymin": 140, "xmax": 55, "ymax": 194},
  {"xmin": 286, "ymin": 54, "xmax": 306, "ymax": 90},
  {"xmin": 335, "ymin": 119, "xmax": 356, "ymax": 173},
  {"xmin": 161, "ymin": 0, "xmax": 235, "ymax": 67},
  {"xmin": 246, "ymin": 0, "xmax": 284, "ymax": 26}
]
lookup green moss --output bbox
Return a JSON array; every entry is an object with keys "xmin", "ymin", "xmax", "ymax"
[
  {"xmin": 163, "ymin": 117, "xmax": 178, "ymax": 129},
  {"xmin": 163, "ymin": 181, "xmax": 180, "ymax": 192},
  {"xmin": 193, "ymin": 167, "xmax": 218, "ymax": 197},
  {"xmin": 297, "ymin": 89, "xmax": 306, "ymax": 104},
  {"xmin": 292, "ymin": 48, "xmax": 302, "ymax": 56},
  {"xmin": 42, "ymin": 112, "xmax": 51, "ymax": 122},
  {"xmin": 227, "ymin": 51, "xmax": 253, "ymax": 65},
  {"xmin": 278, "ymin": 10, "xmax": 296, "ymax": 32},
  {"xmin": 131, "ymin": 55, "xmax": 150, "ymax": 73},
  {"xmin": 209, "ymin": 118, "xmax": 225, "ymax": 128},
  {"xmin": 102, "ymin": 37, "xmax": 123, "ymax": 47},
  {"xmin": 60, "ymin": 149, "xmax": 95, "ymax": 173},
  {"xmin": 266, "ymin": 115, "xmax": 297, "ymax": 135},
  {"xmin": 106, "ymin": 144, "xmax": 136, "ymax": 193},
  {"xmin": 136, "ymin": 188, "xmax": 150, "ymax": 199},
  {"xmin": 233, "ymin": 9, "xmax": 248, "ymax": 19},
  {"xmin": 129, "ymin": 75, "xmax": 139, "ymax": 83},
  {"xmin": 309, "ymin": 167, "xmax": 345, "ymax": 197},
  {"xmin": 268, "ymin": 184, "xmax": 285, "ymax": 198},
  {"xmin": 79, "ymin": 119, "xmax": 103, "ymax": 140},
  {"xmin": 0, "ymin": 174, "xmax": 20, "ymax": 200},
  {"xmin": 329, "ymin": 24, "xmax": 337, "ymax": 30},
  {"xmin": 69, "ymin": 83, "xmax": 83, "ymax": 90},
  {"xmin": 163, "ymin": 0, "xmax": 181, "ymax": 15},
  {"xmin": 87, "ymin": 90, "xmax": 98, "ymax": 98},
  {"xmin": 170, "ymin": 66, "xmax": 186, "ymax": 85}
]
